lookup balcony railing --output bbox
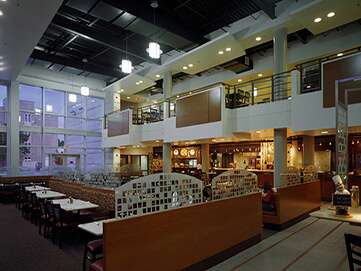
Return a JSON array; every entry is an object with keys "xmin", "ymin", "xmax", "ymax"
[
  {"xmin": 225, "ymin": 71, "xmax": 292, "ymax": 109},
  {"xmin": 296, "ymin": 45, "xmax": 361, "ymax": 94},
  {"xmin": 132, "ymin": 103, "xmax": 164, "ymax": 125}
]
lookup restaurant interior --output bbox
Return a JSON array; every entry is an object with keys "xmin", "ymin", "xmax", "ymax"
[{"xmin": 1, "ymin": 0, "xmax": 361, "ymax": 270}]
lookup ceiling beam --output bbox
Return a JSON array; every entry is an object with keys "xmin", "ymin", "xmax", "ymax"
[
  {"xmin": 252, "ymin": 0, "xmax": 276, "ymax": 19},
  {"xmin": 30, "ymin": 49, "xmax": 123, "ymax": 79},
  {"xmin": 51, "ymin": 14, "xmax": 161, "ymax": 65},
  {"xmin": 100, "ymin": 0, "xmax": 209, "ymax": 45}
]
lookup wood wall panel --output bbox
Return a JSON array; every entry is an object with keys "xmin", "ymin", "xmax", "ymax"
[
  {"xmin": 104, "ymin": 193, "xmax": 262, "ymax": 271},
  {"xmin": 323, "ymin": 54, "xmax": 361, "ymax": 108},
  {"xmin": 176, "ymin": 92, "xmax": 209, "ymax": 127},
  {"xmin": 208, "ymin": 88, "xmax": 221, "ymax": 122},
  {"xmin": 107, "ymin": 110, "xmax": 129, "ymax": 137}
]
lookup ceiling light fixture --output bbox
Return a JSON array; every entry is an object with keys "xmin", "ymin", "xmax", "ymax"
[
  {"xmin": 147, "ymin": 1, "xmax": 162, "ymax": 59},
  {"xmin": 0, "ymin": 10, "xmax": 3, "ymax": 16},
  {"xmin": 80, "ymin": 58, "xmax": 89, "ymax": 96},
  {"xmin": 258, "ymin": 73, "xmax": 262, "ymax": 77},
  {"xmin": 156, "ymin": 74, "xmax": 160, "ymax": 78},
  {"xmin": 314, "ymin": 17, "xmax": 322, "ymax": 23},
  {"xmin": 321, "ymin": 131, "xmax": 328, "ymax": 134},
  {"xmin": 121, "ymin": 29, "xmax": 132, "ymax": 73},
  {"xmin": 226, "ymin": 47, "xmax": 231, "ymax": 51},
  {"xmin": 127, "ymin": 96, "xmax": 130, "ymax": 99},
  {"xmin": 256, "ymin": 37, "xmax": 261, "ymax": 41},
  {"xmin": 238, "ymin": 79, "xmax": 242, "ymax": 82},
  {"xmin": 327, "ymin": 12, "xmax": 335, "ymax": 17},
  {"xmin": 189, "ymin": 64, "xmax": 193, "ymax": 67},
  {"xmin": 218, "ymin": 51, "xmax": 224, "ymax": 55},
  {"xmin": 183, "ymin": 66, "xmax": 187, "ymax": 69},
  {"xmin": 337, "ymin": 53, "xmax": 343, "ymax": 57}
]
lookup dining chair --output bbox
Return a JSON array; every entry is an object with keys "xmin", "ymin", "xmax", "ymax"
[
  {"xmin": 45, "ymin": 200, "xmax": 55, "ymax": 238},
  {"xmin": 30, "ymin": 193, "xmax": 40, "ymax": 225},
  {"xmin": 89, "ymin": 259, "xmax": 104, "ymax": 271},
  {"xmin": 345, "ymin": 232, "xmax": 361, "ymax": 271},
  {"xmin": 51, "ymin": 203, "xmax": 80, "ymax": 249},
  {"xmin": 22, "ymin": 191, "xmax": 32, "ymax": 220},
  {"xmin": 38, "ymin": 199, "xmax": 48, "ymax": 236}
]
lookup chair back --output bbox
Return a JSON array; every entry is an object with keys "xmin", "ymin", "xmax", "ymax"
[
  {"xmin": 51, "ymin": 203, "xmax": 62, "ymax": 224},
  {"xmin": 345, "ymin": 233, "xmax": 361, "ymax": 271},
  {"xmin": 45, "ymin": 200, "xmax": 53, "ymax": 218},
  {"xmin": 38, "ymin": 199, "xmax": 46, "ymax": 216}
]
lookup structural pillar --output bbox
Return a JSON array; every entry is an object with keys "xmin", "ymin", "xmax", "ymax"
[
  {"xmin": 163, "ymin": 70, "xmax": 172, "ymax": 172},
  {"xmin": 9, "ymin": 81, "xmax": 20, "ymax": 167},
  {"xmin": 274, "ymin": 128, "xmax": 287, "ymax": 187},
  {"xmin": 303, "ymin": 135, "xmax": 315, "ymax": 168},
  {"xmin": 202, "ymin": 143, "xmax": 210, "ymax": 173},
  {"xmin": 273, "ymin": 27, "xmax": 288, "ymax": 101}
]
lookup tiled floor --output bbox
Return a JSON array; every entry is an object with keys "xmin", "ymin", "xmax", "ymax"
[{"xmin": 209, "ymin": 204, "xmax": 360, "ymax": 271}]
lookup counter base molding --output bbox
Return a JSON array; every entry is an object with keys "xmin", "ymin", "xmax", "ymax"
[
  {"xmin": 262, "ymin": 180, "xmax": 321, "ymax": 230},
  {"xmin": 103, "ymin": 193, "xmax": 262, "ymax": 271}
]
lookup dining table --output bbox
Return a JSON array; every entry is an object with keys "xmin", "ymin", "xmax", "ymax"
[
  {"xmin": 52, "ymin": 198, "xmax": 99, "ymax": 212},
  {"xmin": 25, "ymin": 185, "xmax": 51, "ymax": 192},
  {"xmin": 36, "ymin": 190, "xmax": 66, "ymax": 199},
  {"xmin": 78, "ymin": 218, "xmax": 116, "ymax": 236}
]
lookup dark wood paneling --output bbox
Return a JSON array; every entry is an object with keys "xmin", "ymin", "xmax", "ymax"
[
  {"xmin": 176, "ymin": 92, "xmax": 209, "ymax": 127},
  {"xmin": 104, "ymin": 193, "xmax": 262, "ymax": 271},
  {"xmin": 107, "ymin": 110, "xmax": 129, "ymax": 137},
  {"xmin": 323, "ymin": 54, "xmax": 361, "ymax": 107},
  {"xmin": 208, "ymin": 88, "xmax": 221, "ymax": 122}
]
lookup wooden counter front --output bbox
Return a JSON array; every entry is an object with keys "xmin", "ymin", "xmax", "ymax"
[{"xmin": 104, "ymin": 193, "xmax": 262, "ymax": 271}]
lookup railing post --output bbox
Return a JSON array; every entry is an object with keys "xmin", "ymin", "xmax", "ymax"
[
  {"xmin": 271, "ymin": 75, "xmax": 275, "ymax": 102},
  {"xmin": 318, "ymin": 59, "xmax": 322, "ymax": 91},
  {"xmin": 251, "ymin": 81, "xmax": 254, "ymax": 105}
]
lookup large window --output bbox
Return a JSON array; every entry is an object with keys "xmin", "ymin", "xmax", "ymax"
[
  {"xmin": 0, "ymin": 85, "xmax": 7, "ymax": 167},
  {"xmin": 18, "ymin": 84, "xmax": 104, "ymax": 171}
]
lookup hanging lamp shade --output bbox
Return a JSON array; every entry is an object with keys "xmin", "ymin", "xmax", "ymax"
[
  {"xmin": 80, "ymin": 85, "xmax": 89, "ymax": 96},
  {"xmin": 121, "ymin": 59, "xmax": 132, "ymax": 73},
  {"xmin": 147, "ymin": 42, "xmax": 162, "ymax": 59}
]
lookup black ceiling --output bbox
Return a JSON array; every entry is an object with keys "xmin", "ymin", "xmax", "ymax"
[{"xmin": 29, "ymin": 0, "xmax": 300, "ymax": 86}]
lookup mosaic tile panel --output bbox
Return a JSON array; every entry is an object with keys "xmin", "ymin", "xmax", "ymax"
[
  {"xmin": 115, "ymin": 173, "xmax": 203, "ymax": 219},
  {"xmin": 303, "ymin": 165, "xmax": 319, "ymax": 183},
  {"xmin": 336, "ymin": 101, "xmax": 348, "ymax": 185},
  {"xmin": 280, "ymin": 166, "xmax": 301, "ymax": 187},
  {"xmin": 211, "ymin": 169, "xmax": 258, "ymax": 200}
]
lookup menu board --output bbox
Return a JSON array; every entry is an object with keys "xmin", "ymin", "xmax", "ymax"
[{"xmin": 332, "ymin": 193, "xmax": 352, "ymax": 207}]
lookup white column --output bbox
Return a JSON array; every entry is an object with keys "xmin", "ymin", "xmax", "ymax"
[
  {"xmin": 274, "ymin": 128, "xmax": 287, "ymax": 187},
  {"xmin": 162, "ymin": 70, "xmax": 172, "ymax": 172},
  {"xmin": 202, "ymin": 143, "xmax": 209, "ymax": 173},
  {"xmin": 273, "ymin": 27, "xmax": 288, "ymax": 101},
  {"xmin": 163, "ymin": 143, "xmax": 172, "ymax": 173},
  {"xmin": 9, "ymin": 81, "xmax": 20, "ymax": 167},
  {"xmin": 303, "ymin": 135, "xmax": 315, "ymax": 167}
]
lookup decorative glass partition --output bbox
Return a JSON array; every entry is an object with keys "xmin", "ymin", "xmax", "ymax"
[
  {"xmin": 211, "ymin": 169, "xmax": 258, "ymax": 200},
  {"xmin": 280, "ymin": 166, "xmax": 301, "ymax": 187},
  {"xmin": 303, "ymin": 165, "xmax": 318, "ymax": 183},
  {"xmin": 114, "ymin": 173, "xmax": 203, "ymax": 219}
]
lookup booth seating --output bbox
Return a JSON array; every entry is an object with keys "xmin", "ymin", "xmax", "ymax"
[
  {"xmin": 262, "ymin": 180, "xmax": 321, "ymax": 230},
  {"xmin": 102, "ymin": 193, "xmax": 262, "ymax": 271},
  {"xmin": 49, "ymin": 179, "xmax": 115, "ymax": 213}
]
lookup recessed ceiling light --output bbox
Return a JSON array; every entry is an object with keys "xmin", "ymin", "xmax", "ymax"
[
  {"xmin": 226, "ymin": 47, "xmax": 231, "ymax": 51},
  {"xmin": 314, "ymin": 17, "xmax": 322, "ymax": 23},
  {"xmin": 258, "ymin": 74, "xmax": 262, "ymax": 77},
  {"xmin": 136, "ymin": 82, "xmax": 139, "ymax": 85},
  {"xmin": 127, "ymin": 96, "xmax": 130, "ymax": 99},
  {"xmin": 256, "ymin": 131, "xmax": 261, "ymax": 134},
  {"xmin": 117, "ymin": 90, "xmax": 121, "ymax": 93},
  {"xmin": 139, "ymin": 80, "xmax": 143, "ymax": 83},
  {"xmin": 327, "ymin": 12, "xmax": 335, "ymax": 18},
  {"xmin": 0, "ymin": 10, "xmax": 3, "ymax": 16},
  {"xmin": 189, "ymin": 92, "xmax": 192, "ymax": 94},
  {"xmin": 0, "ymin": 62, "xmax": 3, "ymax": 65},
  {"xmin": 256, "ymin": 37, "xmax": 261, "ymax": 41},
  {"xmin": 238, "ymin": 79, "xmax": 242, "ymax": 82},
  {"xmin": 183, "ymin": 66, "xmax": 187, "ymax": 69},
  {"xmin": 189, "ymin": 64, "xmax": 193, "ymax": 67},
  {"xmin": 212, "ymin": 139, "xmax": 216, "ymax": 142},
  {"xmin": 156, "ymin": 74, "xmax": 160, "ymax": 78},
  {"xmin": 176, "ymin": 95, "xmax": 179, "ymax": 98},
  {"xmin": 337, "ymin": 53, "xmax": 343, "ymax": 57},
  {"xmin": 321, "ymin": 131, "xmax": 328, "ymax": 134},
  {"xmin": 153, "ymin": 101, "xmax": 157, "ymax": 103},
  {"xmin": 120, "ymin": 89, "xmax": 124, "ymax": 92},
  {"xmin": 218, "ymin": 51, "xmax": 224, "ymax": 55}
]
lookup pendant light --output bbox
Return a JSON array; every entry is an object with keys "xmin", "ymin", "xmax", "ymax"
[
  {"xmin": 146, "ymin": 0, "xmax": 162, "ymax": 59},
  {"xmin": 120, "ymin": 28, "xmax": 132, "ymax": 73},
  {"xmin": 81, "ymin": 58, "xmax": 89, "ymax": 96}
]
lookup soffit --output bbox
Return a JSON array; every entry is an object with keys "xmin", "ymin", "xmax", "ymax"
[
  {"xmin": 164, "ymin": 33, "xmax": 246, "ymax": 75},
  {"xmin": 291, "ymin": 0, "xmax": 361, "ymax": 35},
  {"xmin": 0, "ymin": 0, "xmax": 63, "ymax": 81},
  {"xmin": 103, "ymin": 73, "xmax": 155, "ymax": 95}
]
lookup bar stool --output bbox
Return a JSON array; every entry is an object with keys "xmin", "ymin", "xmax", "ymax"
[{"xmin": 83, "ymin": 239, "xmax": 103, "ymax": 271}]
